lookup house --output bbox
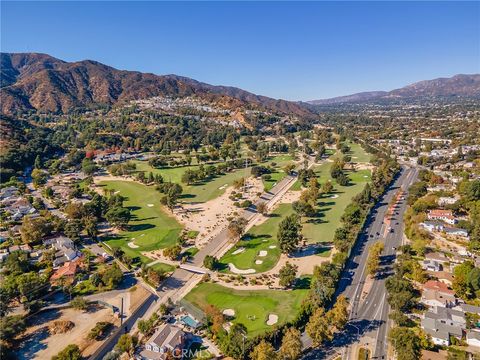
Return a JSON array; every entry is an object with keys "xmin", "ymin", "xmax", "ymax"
[
  {"xmin": 427, "ymin": 210, "xmax": 457, "ymax": 225},
  {"xmin": 43, "ymin": 235, "xmax": 81, "ymax": 268},
  {"xmin": 8, "ymin": 244, "xmax": 32, "ymax": 253},
  {"xmin": 438, "ymin": 196, "xmax": 459, "ymax": 206},
  {"xmin": 424, "ymin": 306, "xmax": 466, "ymax": 328},
  {"xmin": 443, "ymin": 227, "xmax": 469, "ymax": 239},
  {"xmin": 421, "ymin": 280, "xmax": 456, "ymax": 308},
  {"xmin": 421, "ymin": 221, "xmax": 445, "ymax": 232},
  {"xmin": 428, "ymin": 271, "xmax": 454, "ymax": 287},
  {"xmin": 140, "ymin": 324, "xmax": 186, "ymax": 360},
  {"xmin": 50, "ymin": 261, "xmax": 80, "ymax": 284},
  {"xmin": 466, "ymin": 330, "xmax": 480, "ymax": 347},
  {"xmin": 421, "ymin": 317, "xmax": 463, "ymax": 346},
  {"xmin": 423, "ymin": 259, "xmax": 442, "ymax": 272}
]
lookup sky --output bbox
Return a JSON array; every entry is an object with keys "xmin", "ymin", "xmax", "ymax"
[{"xmin": 1, "ymin": 1, "xmax": 479, "ymax": 101}]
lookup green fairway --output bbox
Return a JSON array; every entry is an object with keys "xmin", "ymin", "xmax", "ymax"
[
  {"xmin": 219, "ymin": 203, "xmax": 293, "ymax": 273},
  {"xmin": 99, "ymin": 180, "xmax": 183, "ymax": 265},
  {"xmin": 261, "ymin": 154, "xmax": 294, "ymax": 191},
  {"xmin": 131, "ymin": 160, "xmax": 249, "ymax": 203},
  {"xmin": 347, "ymin": 142, "xmax": 372, "ymax": 163},
  {"xmin": 185, "ymin": 282, "xmax": 308, "ymax": 337},
  {"xmin": 302, "ymin": 166, "xmax": 371, "ymax": 244}
]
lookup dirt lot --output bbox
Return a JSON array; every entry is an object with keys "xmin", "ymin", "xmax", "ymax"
[{"xmin": 16, "ymin": 305, "xmax": 118, "ymax": 359}]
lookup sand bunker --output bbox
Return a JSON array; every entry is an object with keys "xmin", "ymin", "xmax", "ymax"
[
  {"xmin": 268, "ymin": 245, "xmax": 277, "ymax": 249},
  {"xmin": 146, "ymin": 203, "xmax": 154, "ymax": 207},
  {"xmin": 266, "ymin": 314, "xmax": 278, "ymax": 325},
  {"xmin": 228, "ymin": 263, "xmax": 256, "ymax": 274},
  {"xmin": 223, "ymin": 309, "xmax": 235, "ymax": 317},
  {"xmin": 258, "ymin": 250, "xmax": 268, "ymax": 257},
  {"xmin": 128, "ymin": 241, "xmax": 139, "ymax": 248},
  {"xmin": 232, "ymin": 247, "xmax": 246, "ymax": 255},
  {"xmin": 255, "ymin": 260, "xmax": 263, "ymax": 265},
  {"xmin": 330, "ymin": 194, "xmax": 339, "ymax": 199},
  {"xmin": 218, "ymin": 184, "xmax": 228, "ymax": 190}
]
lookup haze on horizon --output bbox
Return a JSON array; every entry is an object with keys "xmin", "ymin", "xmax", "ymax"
[{"xmin": 1, "ymin": 1, "xmax": 479, "ymax": 101}]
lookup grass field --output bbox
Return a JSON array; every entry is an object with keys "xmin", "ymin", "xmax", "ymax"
[
  {"xmin": 99, "ymin": 180, "xmax": 182, "ymax": 265},
  {"xmin": 219, "ymin": 203, "xmax": 293, "ymax": 273},
  {"xmin": 132, "ymin": 160, "xmax": 249, "ymax": 203},
  {"xmin": 302, "ymin": 167, "xmax": 371, "ymax": 244},
  {"xmin": 185, "ymin": 282, "xmax": 308, "ymax": 337}
]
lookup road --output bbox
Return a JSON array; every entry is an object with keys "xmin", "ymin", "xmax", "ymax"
[{"xmin": 302, "ymin": 165, "xmax": 418, "ymax": 359}]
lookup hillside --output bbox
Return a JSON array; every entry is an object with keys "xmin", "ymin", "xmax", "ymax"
[
  {"xmin": 0, "ymin": 53, "xmax": 313, "ymax": 117},
  {"xmin": 309, "ymin": 74, "xmax": 480, "ymax": 105}
]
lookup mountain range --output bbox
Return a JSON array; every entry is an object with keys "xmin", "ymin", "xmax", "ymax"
[
  {"xmin": 309, "ymin": 74, "xmax": 480, "ymax": 105},
  {"xmin": 0, "ymin": 53, "xmax": 313, "ymax": 117},
  {"xmin": 1, "ymin": 53, "xmax": 479, "ymax": 116}
]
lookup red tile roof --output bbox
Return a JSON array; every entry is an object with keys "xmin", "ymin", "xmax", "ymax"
[{"xmin": 423, "ymin": 280, "xmax": 455, "ymax": 295}]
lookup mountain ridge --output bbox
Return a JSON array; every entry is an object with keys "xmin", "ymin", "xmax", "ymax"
[
  {"xmin": 0, "ymin": 52, "xmax": 313, "ymax": 117},
  {"xmin": 309, "ymin": 74, "xmax": 480, "ymax": 105}
]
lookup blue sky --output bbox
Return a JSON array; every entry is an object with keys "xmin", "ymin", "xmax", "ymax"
[{"xmin": 1, "ymin": 1, "xmax": 479, "ymax": 100}]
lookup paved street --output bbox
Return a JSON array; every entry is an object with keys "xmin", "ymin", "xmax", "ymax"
[{"xmin": 303, "ymin": 165, "xmax": 419, "ymax": 359}]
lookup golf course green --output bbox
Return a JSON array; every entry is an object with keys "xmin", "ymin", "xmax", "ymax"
[
  {"xmin": 185, "ymin": 282, "xmax": 308, "ymax": 337},
  {"xmin": 99, "ymin": 180, "xmax": 182, "ymax": 267}
]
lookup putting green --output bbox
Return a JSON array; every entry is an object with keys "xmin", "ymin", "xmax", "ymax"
[
  {"xmin": 185, "ymin": 282, "xmax": 308, "ymax": 337},
  {"xmin": 132, "ymin": 160, "xmax": 250, "ymax": 203},
  {"xmin": 99, "ymin": 180, "xmax": 182, "ymax": 265},
  {"xmin": 219, "ymin": 203, "xmax": 293, "ymax": 273}
]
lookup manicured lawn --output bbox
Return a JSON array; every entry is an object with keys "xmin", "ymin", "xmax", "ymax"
[
  {"xmin": 131, "ymin": 160, "xmax": 249, "ymax": 203},
  {"xmin": 148, "ymin": 262, "xmax": 175, "ymax": 273},
  {"xmin": 99, "ymin": 180, "xmax": 183, "ymax": 265},
  {"xmin": 185, "ymin": 282, "xmax": 308, "ymax": 337},
  {"xmin": 347, "ymin": 141, "xmax": 372, "ymax": 163},
  {"xmin": 302, "ymin": 167, "xmax": 371, "ymax": 244},
  {"xmin": 219, "ymin": 203, "xmax": 293, "ymax": 273}
]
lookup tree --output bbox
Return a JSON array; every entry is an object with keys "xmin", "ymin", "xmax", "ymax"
[
  {"xmin": 366, "ymin": 242, "xmax": 384, "ymax": 276},
  {"xmin": 389, "ymin": 327, "xmax": 421, "ymax": 360},
  {"xmin": 321, "ymin": 181, "xmax": 333, "ymax": 194},
  {"xmin": 306, "ymin": 307, "xmax": 333, "ymax": 346},
  {"xmin": 330, "ymin": 295, "xmax": 349, "ymax": 331},
  {"xmin": 283, "ymin": 163, "xmax": 295, "ymax": 175},
  {"xmin": 115, "ymin": 334, "xmax": 137, "ymax": 355},
  {"xmin": 228, "ymin": 217, "xmax": 247, "ymax": 240},
  {"xmin": 20, "ymin": 216, "xmax": 50, "ymax": 244},
  {"xmin": 256, "ymin": 202, "xmax": 268, "ymax": 215},
  {"xmin": 279, "ymin": 262, "xmax": 298, "ymax": 288},
  {"xmin": 279, "ymin": 327, "xmax": 302, "ymax": 360},
  {"xmin": 292, "ymin": 200, "xmax": 315, "ymax": 217},
  {"xmin": 84, "ymin": 216, "xmax": 98, "ymax": 240},
  {"xmin": 105, "ymin": 207, "xmax": 131, "ymax": 229},
  {"xmin": 0, "ymin": 315, "xmax": 26, "ymax": 346},
  {"xmin": 64, "ymin": 219, "xmax": 84, "ymax": 244},
  {"xmin": 250, "ymin": 340, "xmax": 276, "ymax": 360},
  {"xmin": 203, "ymin": 255, "xmax": 218, "ymax": 270},
  {"xmin": 34, "ymin": 155, "xmax": 42, "ymax": 169},
  {"xmin": 278, "ymin": 214, "xmax": 302, "ymax": 254},
  {"xmin": 101, "ymin": 263, "xmax": 123, "ymax": 288},
  {"xmin": 51, "ymin": 344, "xmax": 82, "ymax": 360},
  {"xmin": 70, "ymin": 296, "xmax": 88, "ymax": 311},
  {"xmin": 163, "ymin": 245, "xmax": 181, "ymax": 260},
  {"xmin": 220, "ymin": 323, "xmax": 247, "ymax": 359},
  {"xmin": 31, "ymin": 168, "xmax": 48, "ymax": 188}
]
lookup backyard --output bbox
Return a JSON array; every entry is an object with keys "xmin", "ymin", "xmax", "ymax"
[
  {"xmin": 185, "ymin": 282, "xmax": 308, "ymax": 337},
  {"xmin": 99, "ymin": 180, "xmax": 182, "ymax": 267}
]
